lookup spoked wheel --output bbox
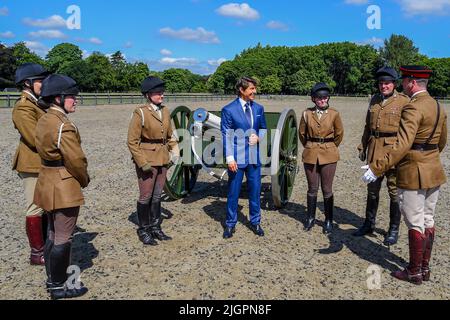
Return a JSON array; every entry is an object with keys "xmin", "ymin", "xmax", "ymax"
[
  {"xmin": 163, "ymin": 106, "xmax": 200, "ymax": 200},
  {"xmin": 271, "ymin": 109, "xmax": 298, "ymax": 208}
]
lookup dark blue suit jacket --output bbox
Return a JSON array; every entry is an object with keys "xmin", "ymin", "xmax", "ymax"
[{"xmin": 221, "ymin": 98, "xmax": 267, "ymax": 169}]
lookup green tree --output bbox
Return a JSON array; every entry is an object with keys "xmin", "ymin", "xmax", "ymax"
[
  {"xmin": 0, "ymin": 43, "xmax": 16, "ymax": 88},
  {"xmin": 126, "ymin": 62, "xmax": 150, "ymax": 91},
  {"xmin": 11, "ymin": 42, "xmax": 45, "ymax": 67},
  {"xmin": 419, "ymin": 57, "xmax": 450, "ymax": 97},
  {"xmin": 161, "ymin": 68, "xmax": 200, "ymax": 93},
  {"xmin": 58, "ymin": 59, "xmax": 90, "ymax": 92},
  {"xmin": 46, "ymin": 43, "xmax": 83, "ymax": 73},
  {"xmin": 84, "ymin": 52, "xmax": 115, "ymax": 92},
  {"xmin": 379, "ymin": 34, "xmax": 422, "ymax": 71},
  {"xmin": 260, "ymin": 75, "xmax": 282, "ymax": 94}
]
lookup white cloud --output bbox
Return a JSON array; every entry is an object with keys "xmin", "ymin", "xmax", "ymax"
[
  {"xmin": 76, "ymin": 37, "xmax": 103, "ymax": 45},
  {"xmin": 344, "ymin": 0, "xmax": 369, "ymax": 5},
  {"xmin": 89, "ymin": 37, "xmax": 103, "ymax": 45},
  {"xmin": 22, "ymin": 15, "xmax": 67, "ymax": 28},
  {"xmin": 0, "ymin": 31, "xmax": 15, "ymax": 39},
  {"xmin": 398, "ymin": 0, "xmax": 450, "ymax": 15},
  {"xmin": 159, "ymin": 27, "xmax": 220, "ymax": 44},
  {"xmin": 134, "ymin": 57, "xmax": 223, "ymax": 75},
  {"xmin": 124, "ymin": 41, "xmax": 133, "ymax": 48},
  {"xmin": 357, "ymin": 37, "xmax": 384, "ymax": 48},
  {"xmin": 160, "ymin": 49, "xmax": 173, "ymax": 56},
  {"xmin": 208, "ymin": 58, "xmax": 227, "ymax": 66},
  {"xmin": 159, "ymin": 57, "xmax": 199, "ymax": 66},
  {"xmin": 266, "ymin": 20, "xmax": 289, "ymax": 31},
  {"xmin": 216, "ymin": 3, "xmax": 260, "ymax": 20},
  {"xmin": 82, "ymin": 50, "xmax": 91, "ymax": 59},
  {"xmin": 29, "ymin": 30, "xmax": 67, "ymax": 39},
  {"xmin": 24, "ymin": 41, "xmax": 50, "ymax": 57},
  {"xmin": 0, "ymin": 7, "xmax": 9, "ymax": 16}
]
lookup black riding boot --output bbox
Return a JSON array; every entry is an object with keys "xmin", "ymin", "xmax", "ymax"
[
  {"xmin": 323, "ymin": 196, "xmax": 334, "ymax": 235},
  {"xmin": 47, "ymin": 242, "xmax": 88, "ymax": 300},
  {"xmin": 44, "ymin": 238, "xmax": 54, "ymax": 289},
  {"xmin": 384, "ymin": 201, "xmax": 401, "ymax": 246},
  {"xmin": 137, "ymin": 202, "xmax": 157, "ymax": 246},
  {"xmin": 149, "ymin": 200, "xmax": 172, "ymax": 241},
  {"xmin": 353, "ymin": 193, "xmax": 379, "ymax": 237},
  {"xmin": 304, "ymin": 195, "xmax": 317, "ymax": 231}
]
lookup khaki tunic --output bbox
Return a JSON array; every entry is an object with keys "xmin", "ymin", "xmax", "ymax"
[
  {"xmin": 34, "ymin": 107, "xmax": 90, "ymax": 211},
  {"xmin": 12, "ymin": 91, "xmax": 46, "ymax": 173},
  {"xmin": 127, "ymin": 104, "xmax": 179, "ymax": 168},
  {"xmin": 358, "ymin": 91, "xmax": 410, "ymax": 164},
  {"xmin": 370, "ymin": 92, "xmax": 447, "ymax": 190},
  {"xmin": 299, "ymin": 107, "xmax": 344, "ymax": 165}
]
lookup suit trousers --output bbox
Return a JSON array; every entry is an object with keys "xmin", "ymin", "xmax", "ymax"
[{"xmin": 226, "ymin": 165, "xmax": 261, "ymax": 228}]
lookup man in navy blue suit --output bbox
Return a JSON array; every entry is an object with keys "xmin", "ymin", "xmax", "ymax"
[{"xmin": 221, "ymin": 77, "xmax": 267, "ymax": 239}]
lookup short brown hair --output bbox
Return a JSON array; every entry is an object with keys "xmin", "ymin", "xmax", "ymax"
[{"xmin": 235, "ymin": 77, "xmax": 257, "ymax": 95}]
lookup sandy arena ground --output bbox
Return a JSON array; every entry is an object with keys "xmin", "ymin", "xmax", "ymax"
[{"xmin": 0, "ymin": 97, "xmax": 449, "ymax": 300}]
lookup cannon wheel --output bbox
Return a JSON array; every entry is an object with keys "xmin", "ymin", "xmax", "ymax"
[
  {"xmin": 163, "ymin": 106, "xmax": 200, "ymax": 200},
  {"xmin": 271, "ymin": 109, "xmax": 298, "ymax": 208}
]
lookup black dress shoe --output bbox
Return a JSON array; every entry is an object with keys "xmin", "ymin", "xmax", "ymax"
[
  {"xmin": 223, "ymin": 227, "xmax": 235, "ymax": 239},
  {"xmin": 250, "ymin": 224, "xmax": 265, "ymax": 237}
]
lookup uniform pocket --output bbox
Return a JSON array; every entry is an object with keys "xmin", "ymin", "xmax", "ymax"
[
  {"xmin": 384, "ymin": 137, "xmax": 397, "ymax": 145},
  {"xmin": 387, "ymin": 111, "xmax": 401, "ymax": 127},
  {"xmin": 58, "ymin": 168, "xmax": 73, "ymax": 180}
]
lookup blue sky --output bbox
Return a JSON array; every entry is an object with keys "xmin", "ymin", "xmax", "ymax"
[{"xmin": 1, "ymin": 0, "xmax": 449, "ymax": 74}]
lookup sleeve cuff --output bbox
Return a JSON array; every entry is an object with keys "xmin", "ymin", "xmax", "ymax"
[{"xmin": 226, "ymin": 156, "xmax": 235, "ymax": 164}]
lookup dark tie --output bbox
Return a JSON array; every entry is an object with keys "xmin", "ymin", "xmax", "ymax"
[{"xmin": 245, "ymin": 102, "xmax": 252, "ymax": 127}]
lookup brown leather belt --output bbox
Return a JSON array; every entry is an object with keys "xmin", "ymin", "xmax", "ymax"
[
  {"xmin": 411, "ymin": 144, "xmax": 439, "ymax": 151},
  {"xmin": 307, "ymin": 137, "xmax": 334, "ymax": 143},
  {"xmin": 141, "ymin": 138, "xmax": 167, "ymax": 144},
  {"xmin": 42, "ymin": 159, "xmax": 64, "ymax": 167},
  {"xmin": 370, "ymin": 130, "xmax": 397, "ymax": 138}
]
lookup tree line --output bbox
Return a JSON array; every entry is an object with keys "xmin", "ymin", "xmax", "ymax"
[{"xmin": 1, "ymin": 34, "xmax": 449, "ymax": 96}]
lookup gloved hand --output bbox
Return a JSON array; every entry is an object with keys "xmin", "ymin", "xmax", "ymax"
[
  {"xmin": 141, "ymin": 163, "xmax": 153, "ymax": 173},
  {"xmin": 361, "ymin": 165, "xmax": 378, "ymax": 184},
  {"xmin": 359, "ymin": 150, "xmax": 367, "ymax": 162}
]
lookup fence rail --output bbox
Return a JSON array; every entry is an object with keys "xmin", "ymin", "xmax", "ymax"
[{"xmin": 1, "ymin": 93, "xmax": 449, "ymax": 108}]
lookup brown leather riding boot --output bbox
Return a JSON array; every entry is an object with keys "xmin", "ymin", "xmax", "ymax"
[
  {"xmin": 422, "ymin": 227, "xmax": 435, "ymax": 281},
  {"xmin": 26, "ymin": 215, "xmax": 45, "ymax": 265},
  {"xmin": 392, "ymin": 229, "xmax": 425, "ymax": 285}
]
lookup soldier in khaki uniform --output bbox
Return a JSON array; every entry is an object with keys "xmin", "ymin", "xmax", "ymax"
[
  {"xmin": 12, "ymin": 63, "xmax": 50, "ymax": 265},
  {"xmin": 128, "ymin": 76, "xmax": 179, "ymax": 246},
  {"xmin": 299, "ymin": 83, "xmax": 344, "ymax": 234},
  {"xmin": 363, "ymin": 66, "xmax": 447, "ymax": 285},
  {"xmin": 34, "ymin": 74, "xmax": 89, "ymax": 299},
  {"xmin": 354, "ymin": 67, "xmax": 410, "ymax": 246}
]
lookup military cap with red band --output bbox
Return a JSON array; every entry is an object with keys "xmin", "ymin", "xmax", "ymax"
[{"xmin": 400, "ymin": 65, "xmax": 433, "ymax": 79}]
